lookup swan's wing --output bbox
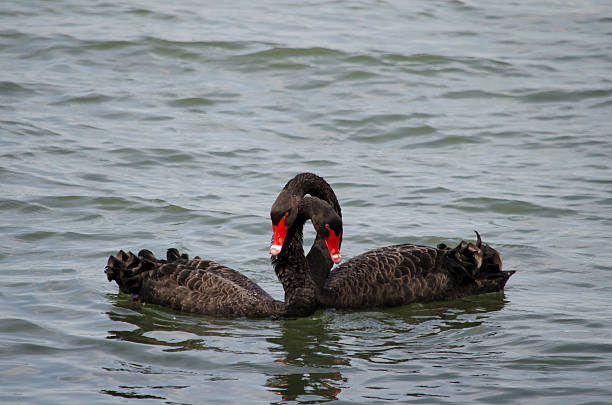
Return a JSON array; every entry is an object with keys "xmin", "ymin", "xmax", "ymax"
[
  {"xmin": 182, "ymin": 257, "xmax": 275, "ymax": 300},
  {"xmin": 106, "ymin": 250, "xmax": 282, "ymax": 318},
  {"xmin": 323, "ymin": 244, "xmax": 449, "ymax": 308},
  {"xmin": 323, "ymin": 238, "xmax": 513, "ymax": 309},
  {"xmin": 163, "ymin": 248, "xmax": 274, "ymax": 300}
]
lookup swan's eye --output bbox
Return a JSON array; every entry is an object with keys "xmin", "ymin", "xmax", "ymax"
[{"xmin": 325, "ymin": 224, "xmax": 330, "ymax": 230}]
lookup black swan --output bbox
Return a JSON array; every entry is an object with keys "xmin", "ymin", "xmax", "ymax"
[
  {"xmin": 105, "ymin": 248, "xmax": 285, "ymax": 318},
  {"xmin": 270, "ymin": 179, "xmax": 514, "ymax": 310},
  {"xmin": 104, "ymin": 174, "xmax": 342, "ymax": 318}
]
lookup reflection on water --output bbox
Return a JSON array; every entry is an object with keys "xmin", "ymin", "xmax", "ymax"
[
  {"xmin": 106, "ymin": 293, "xmax": 245, "ymax": 353},
  {"xmin": 266, "ymin": 316, "xmax": 349, "ymax": 403},
  {"xmin": 104, "ymin": 292, "xmax": 507, "ymax": 403}
]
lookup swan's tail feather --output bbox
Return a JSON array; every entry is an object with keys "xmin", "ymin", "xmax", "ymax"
[
  {"xmin": 137, "ymin": 249, "xmax": 156, "ymax": 261},
  {"xmin": 105, "ymin": 250, "xmax": 163, "ymax": 297},
  {"xmin": 444, "ymin": 232, "xmax": 514, "ymax": 292},
  {"xmin": 106, "ymin": 250, "xmax": 137, "ymax": 295},
  {"xmin": 166, "ymin": 248, "xmax": 190, "ymax": 262},
  {"xmin": 106, "ymin": 249, "xmax": 194, "ymax": 297}
]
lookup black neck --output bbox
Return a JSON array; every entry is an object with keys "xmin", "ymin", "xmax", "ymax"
[
  {"xmin": 284, "ymin": 173, "xmax": 341, "ymax": 289},
  {"xmin": 272, "ymin": 197, "xmax": 328, "ymax": 317},
  {"xmin": 284, "ymin": 173, "xmax": 341, "ymax": 217}
]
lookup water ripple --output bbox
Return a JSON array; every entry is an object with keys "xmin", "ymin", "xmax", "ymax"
[
  {"xmin": 2, "ymin": 0, "xmax": 612, "ymax": 403},
  {"xmin": 449, "ymin": 197, "xmax": 577, "ymax": 216},
  {"xmin": 521, "ymin": 88, "xmax": 612, "ymax": 103}
]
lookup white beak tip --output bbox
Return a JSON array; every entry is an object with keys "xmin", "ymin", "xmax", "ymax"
[{"xmin": 270, "ymin": 245, "xmax": 282, "ymax": 256}]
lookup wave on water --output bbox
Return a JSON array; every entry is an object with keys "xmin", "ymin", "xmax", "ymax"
[{"xmin": 2, "ymin": 0, "xmax": 612, "ymax": 404}]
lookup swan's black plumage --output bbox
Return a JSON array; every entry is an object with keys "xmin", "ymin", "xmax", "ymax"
[
  {"xmin": 105, "ymin": 249, "xmax": 284, "ymax": 317},
  {"xmin": 105, "ymin": 172, "xmax": 514, "ymax": 318},
  {"xmin": 105, "ymin": 173, "xmax": 341, "ymax": 318},
  {"xmin": 273, "ymin": 176, "xmax": 514, "ymax": 310},
  {"xmin": 271, "ymin": 196, "xmax": 342, "ymax": 317},
  {"xmin": 318, "ymin": 234, "xmax": 514, "ymax": 309},
  {"xmin": 272, "ymin": 173, "xmax": 342, "ymax": 289}
]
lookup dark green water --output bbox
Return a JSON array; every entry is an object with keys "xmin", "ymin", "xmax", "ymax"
[{"xmin": 1, "ymin": 0, "xmax": 612, "ymax": 403}]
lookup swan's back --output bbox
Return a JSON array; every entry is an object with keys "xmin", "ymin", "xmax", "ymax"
[
  {"xmin": 322, "ymin": 244, "xmax": 445, "ymax": 308},
  {"xmin": 322, "ymin": 237, "xmax": 513, "ymax": 309},
  {"xmin": 105, "ymin": 249, "xmax": 283, "ymax": 318}
]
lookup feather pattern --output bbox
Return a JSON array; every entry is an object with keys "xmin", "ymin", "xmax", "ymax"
[
  {"xmin": 104, "ymin": 173, "xmax": 343, "ymax": 319},
  {"xmin": 319, "ymin": 237, "xmax": 514, "ymax": 309},
  {"xmin": 106, "ymin": 249, "xmax": 283, "ymax": 318}
]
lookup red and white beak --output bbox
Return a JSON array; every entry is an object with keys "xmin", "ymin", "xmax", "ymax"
[
  {"xmin": 326, "ymin": 228, "xmax": 342, "ymax": 264},
  {"xmin": 270, "ymin": 216, "xmax": 288, "ymax": 256}
]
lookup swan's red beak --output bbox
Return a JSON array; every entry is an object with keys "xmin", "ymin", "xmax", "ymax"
[
  {"xmin": 270, "ymin": 216, "xmax": 288, "ymax": 256},
  {"xmin": 326, "ymin": 229, "xmax": 342, "ymax": 264}
]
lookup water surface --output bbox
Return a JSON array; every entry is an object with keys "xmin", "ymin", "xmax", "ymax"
[{"xmin": 1, "ymin": 0, "xmax": 612, "ymax": 404}]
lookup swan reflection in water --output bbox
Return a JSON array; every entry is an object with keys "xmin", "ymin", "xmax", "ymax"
[{"xmin": 104, "ymin": 292, "xmax": 508, "ymax": 403}]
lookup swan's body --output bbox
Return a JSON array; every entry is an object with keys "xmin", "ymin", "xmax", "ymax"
[
  {"xmin": 270, "ymin": 175, "xmax": 514, "ymax": 311},
  {"xmin": 106, "ymin": 249, "xmax": 284, "ymax": 317},
  {"xmin": 317, "ymin": 237, "xmax": 513, "ymax": 309},
  {"xmin": 105, "ymin": 173, "xmax": 342, "ymax": 318}
]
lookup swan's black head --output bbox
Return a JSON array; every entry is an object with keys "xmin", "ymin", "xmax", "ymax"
[
  {"xmin": 270, "ymin": 189, "xmax": 300, "ymax": 255},
  {"xmin": 270, "ymin": 192, "xmax": 343, "ymax": 264},
  {"xmin": 304, "ymin": 197, "xmax": 343, "ymax": 264}
]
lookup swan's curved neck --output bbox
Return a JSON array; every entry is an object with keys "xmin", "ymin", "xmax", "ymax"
[
  {"xmin": 272, "ymin": 198, "xmax": 323, "ymax": 317},
  {"xmin": 283, "ymin": 173, "xmax": 342, "ymax": 290},
  {"xmin": 285, "ymin": 173, "xmax": 341, "ymax": 217}
]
